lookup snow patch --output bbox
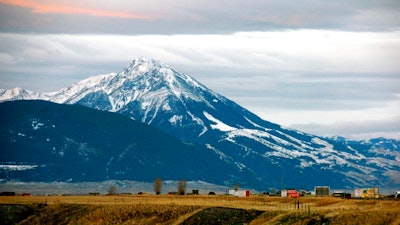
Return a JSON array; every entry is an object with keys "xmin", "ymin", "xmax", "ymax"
[
  {"xmin": 203, "ymin": 111, "xmax": 236, "ymax": 132},
  {"xmin": 138, "ymin": 65, "xmax": 149, "ymax": 73},
  {"xmin": 312, "ymin": 137, "xmax": 334, "ymax": 150},
  {"xmin": 0, "ymin": 164, "xmax": 39, "ymax": 171},
  {"xmin": 206, "ymin": 143, "xmax": 228, "ymax": 160},
  {"xmin": 198, "ymin": 126, "xmax": 208, "ymax": 137},
  {"xmin": 169, "ymin": 115, "xmax": 183, "ymax": 125},
  {"xmin": 31, "ymin": 119, "xmax": 44, "ymax": 130},
  {"xmin": 299, "ymin": 160, "xmax": 314, "ymax": 168},
  {"xmin": 243, "ymin": 116, "xmax": 270, "ymax": 131}
]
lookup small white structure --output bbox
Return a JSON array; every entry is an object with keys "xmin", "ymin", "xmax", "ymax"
[{"xmin": 228, "ymin": 189, "xmax": 250, "ymax": 197}]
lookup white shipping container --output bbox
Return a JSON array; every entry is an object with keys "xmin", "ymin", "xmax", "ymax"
[
  {"xmin": 354, "ymin": 189, "xmax": 361, "ymax": 198},
  {"xmin": 234, "ymin": 190, "xmax": 250, "ymax": 197}
]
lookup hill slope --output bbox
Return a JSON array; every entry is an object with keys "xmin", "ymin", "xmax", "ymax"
[{"xmin": 0, "ymin": 100, "xmax": 255, "ymax": 185}]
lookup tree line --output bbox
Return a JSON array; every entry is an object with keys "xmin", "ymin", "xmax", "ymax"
[
  {"xmin": 106, "ymin": 178, "xmax": 187, "ymax": 195},
  {"xmin": 154, "ymin": 177, "xmax": 187, "ymax": 195}
]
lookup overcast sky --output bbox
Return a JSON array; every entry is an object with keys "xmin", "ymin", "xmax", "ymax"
[{"xmin": 0, "ymin": 0, "xmax": 399, "ymax": 140}]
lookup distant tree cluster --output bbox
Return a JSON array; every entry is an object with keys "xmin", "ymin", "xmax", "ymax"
[
  {"xmin": 177, "ymin": 179, "xmax": 187, "ymax": 195},
  {"xmin": 106, "ymin": 178, "xmax": 189, "ymax": 196},
  {"xmin": 153, "ymin": 178, "xmax": 187, "ymax": 195},
  {"xmin": 154, "ymin": 177, "xmax": 162, "ymax": 195},
  {"xmin": 108, "ymin": 185, "xmax": 117, "ymax": 195}
]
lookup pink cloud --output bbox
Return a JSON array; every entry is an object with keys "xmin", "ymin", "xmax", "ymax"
[{"xmin": 0, "ymin": 0, "xmax": 152, "ymax": 19}]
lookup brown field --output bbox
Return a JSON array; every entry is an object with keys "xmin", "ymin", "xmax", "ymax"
[{"xmin": 1, "ymin": 195, "xmax": 400, "ymax": 224}]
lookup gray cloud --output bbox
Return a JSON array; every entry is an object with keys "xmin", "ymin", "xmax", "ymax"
[
  {"xmin": 1, "ymin": 32, "xmax": 399, "ymax": 102},
  {"xmin": 290, "ymin": 116, "xmax": 400, "ymax": 140},
  {"xmin": 0, "ymin": 1, "xmax": 399, "ymax": 140},
  {"xmin": 1, "ymin": 1, "xmax": 399, "ymax": 34}
]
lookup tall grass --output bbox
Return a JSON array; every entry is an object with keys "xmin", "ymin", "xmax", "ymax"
[
  {"xmin": 329, "ymin": 210, "xmax": 400, "ymax": 225},
  {"xmin": 18, "ymin": 203, "xmax": 202, "ymax": 225},
  {"xmin": 19, "ymin": 204, "xmax": 98, "ymax": 225},
  {"xmin": 77, "ymin": 203, "xmax": 201, "ymax": 225},
  {"xmin": 251, "ymin": 209, "xmax": 400, "ymax": 225},
  {"xmin": 3, "ymin": 195, "xmax": 399, "ymax": 224}
]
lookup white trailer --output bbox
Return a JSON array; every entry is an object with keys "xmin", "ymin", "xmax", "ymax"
[{"xmin": 229, "ymin": 189, "xmax": 250, "ymax": 197}]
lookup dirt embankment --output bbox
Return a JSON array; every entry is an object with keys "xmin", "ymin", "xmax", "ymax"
[{"xmin": 0, "ymin": 203, "xmax": 47, "ymax": 225}]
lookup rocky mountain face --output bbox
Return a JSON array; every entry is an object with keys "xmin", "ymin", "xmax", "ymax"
[{"xmin": 1, "ymin": 57, "xmax": 399, "ymax": 189}]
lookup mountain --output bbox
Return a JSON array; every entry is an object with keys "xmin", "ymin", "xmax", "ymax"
[
  {"xmin": 0, "ymin": 87, "xmax": 53, "ymax": 102},
  {"xmin": 1, "ymin": 57, "xmax": 399, "ymax": 189},
  {"xmin": 0, "ymin": 100, "xmax": 255, "ymax": 185}
]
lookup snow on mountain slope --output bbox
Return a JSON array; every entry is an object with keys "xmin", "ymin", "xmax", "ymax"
[
  {"xmin": 1, "ymin": 57, "xmax": 399, "ymax": 189},
  {"xmin": 0, "ymin": 87, "xmax": 53, "ymax": 102},
  {"xmin": 49, "ymin": 73, "xmax": 116, "ymax": 104},
  {"xmin": 203, "ymin": 111, "xmax": 236, "ymax": 132},
  {"xmin": 44, "ymin": 57, "xmax": 229, "ymax": 140},
  {"xmin": 1, "ymin": 57, "xmax": 251, "ymax": 139}
]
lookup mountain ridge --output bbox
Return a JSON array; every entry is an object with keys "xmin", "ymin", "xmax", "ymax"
[
  {"xmin": 0, "ymin": 100, "xmax": 256, "ymax": 186},
  {"xmin": 1, "ymin": 57, "xmax": 399, "ymax": 189}
]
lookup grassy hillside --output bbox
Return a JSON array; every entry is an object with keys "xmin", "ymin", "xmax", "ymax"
[{"xmin": 1, "ymin": 195, "xmax": 399, "ymax": 224}]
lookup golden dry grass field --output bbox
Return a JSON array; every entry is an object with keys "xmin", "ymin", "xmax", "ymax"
[{"xmin": 1, "ymin": 195, "xmax": 400, "ymax": 224}]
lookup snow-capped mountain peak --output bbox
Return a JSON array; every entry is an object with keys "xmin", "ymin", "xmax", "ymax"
[
  {"xmin": 118, "ymin": 57, "xmax": 211, "ymax": 99},
  {"xmin": 0, "ymin": 87, "xmax": 52, "ymax": 102},
  {"xmin": 1, "ymin": 57, "xmax": 399, "ymax": 189},
  {"xmin": 122, "ymin": 57, "xmax": 167, "ymax": 76},
  {"xmin": 0, "ymin": 87, "xmax": 28, "ymax": 100},
  {"xmin": 39, "ymin": 57, "xmax": 224, "ymax": 132}
]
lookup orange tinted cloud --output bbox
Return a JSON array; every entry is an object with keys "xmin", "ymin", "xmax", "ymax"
[{"xmin": 0, "ymin": 0, "xmax": 152, "ymax": 19}]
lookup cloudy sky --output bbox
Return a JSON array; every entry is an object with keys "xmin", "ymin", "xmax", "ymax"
[{"xmin": 0, "ymin": 0, "xmax": 399, "ymax": 140}]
